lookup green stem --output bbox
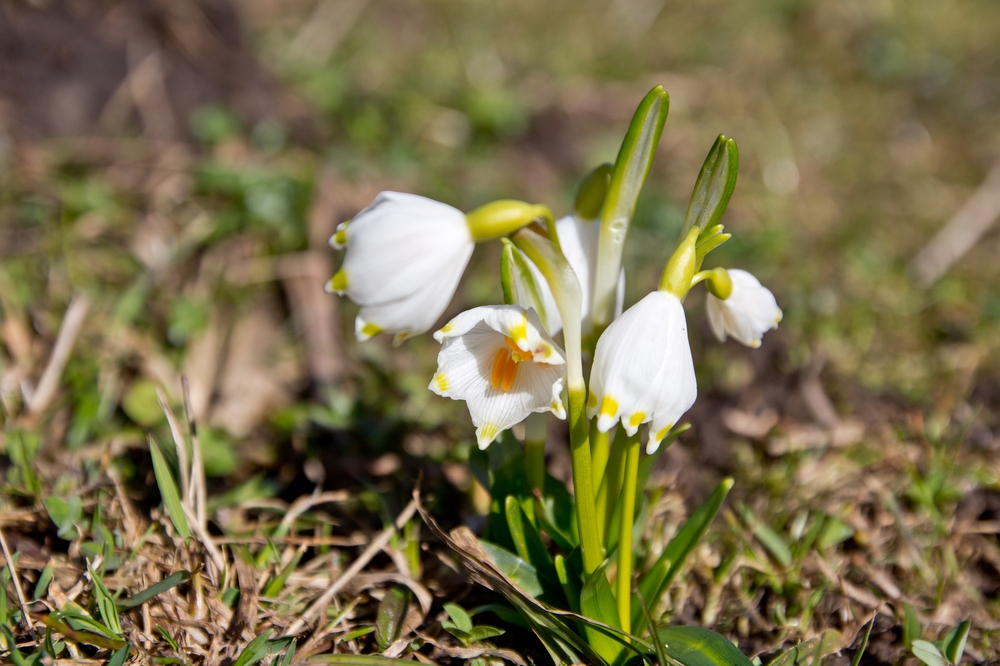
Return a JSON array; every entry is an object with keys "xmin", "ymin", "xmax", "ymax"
[
  {"xmin": 597, "ymin": 427, "xmax": 628, "ymax": 548},
  {"xmin": 591, "ymin": 424, "xmax": 610, "ymax": 504},
  {"xmin": 524, "ymin": 412, "xmax": 548, "ymax": 495},
  {"xmin": 569, "ymin": 387, "xmax": 604, "ymax": 575},
  {"xmin": 616, "ymin": 431, "xmax": 641, "ymax": 633}
]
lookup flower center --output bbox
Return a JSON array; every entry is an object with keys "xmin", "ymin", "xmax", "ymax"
[{"xmin": 490, "ymin": 337, "xmax": 532, "ymax": 391}]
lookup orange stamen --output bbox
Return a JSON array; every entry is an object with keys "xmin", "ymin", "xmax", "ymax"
[
  {"xmin": 491, "ymin": 347, "xmax": 509, "ymax": 389},
  {"xmin": 501, "ymin": 352, "xmax": 519, "ymax": 390}
]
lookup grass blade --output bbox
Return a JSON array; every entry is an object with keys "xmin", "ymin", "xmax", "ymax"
[
  {"xmin": 148, "ymin": 435, "xmax": 191, "ymax": 540},
  {"xmin": 116, "ymin": 570, "xmax": 191, "ymax": 609}
]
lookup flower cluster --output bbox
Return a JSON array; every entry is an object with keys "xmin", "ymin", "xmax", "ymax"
[{"xmin": 325, "ymin": 86, "xmax": 783, "ymax": 642}]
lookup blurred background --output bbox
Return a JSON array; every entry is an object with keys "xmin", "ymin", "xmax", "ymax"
[{"xmin": 1, "ymin": 0, "xmax": 999, "ymax": 657}]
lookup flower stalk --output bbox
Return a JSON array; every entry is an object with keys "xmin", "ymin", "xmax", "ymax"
[{"xmin": 616, "ymin": 430, "xmax": 641, "ymax": 633}]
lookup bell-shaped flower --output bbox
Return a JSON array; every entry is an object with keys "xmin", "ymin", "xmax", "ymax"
[
  {"xmin": 706, "ymin": 269, "xmax": 782, "ymax": 348},
  {"xmin": 430, "ymin": 305, "xmax": 566, "ymax": 449},
  {"xmin": 587, "ymin": 291, "xmax": 696, "ymax": 453},
  {"xmin": 326, "ymin": 192, "xmax": 474, "ymax": 344}
]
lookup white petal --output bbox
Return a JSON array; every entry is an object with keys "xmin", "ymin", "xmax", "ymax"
[
  {"xmin": 706, "ymin": 269, "xmax": 781, "ymax": 348},
  {"xmin": 429, "ymin": 314, "xmax": 566, "ymax": 449},
  {"xmin": 588, "ymin": 291, "xmax": 697, "ymax": 441},
  {"xmin": 435, "ymin": 306, "xmax": 564, "ymax": 365}
]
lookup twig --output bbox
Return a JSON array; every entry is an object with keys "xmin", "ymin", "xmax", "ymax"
[
  {"xmin": 27, "ymin": 295, "xmax": 90, "ymax": 416},
  {"xmin": 911, "ymin": 159, "xmax": 1000, "ymax": 287},
  {"xmin": 285, "ymin": 495, "xmax": 419, "ymax": 637},
  {"xmin": 0, "ymin": 527, "xmax": 35, "ymax": 637}
]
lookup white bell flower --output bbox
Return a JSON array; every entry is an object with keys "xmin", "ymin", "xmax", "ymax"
[
  {"xmin": 326, "ymin": 192, "xmax": 474, "ymax": 343},
  {"xmin": 587, "ymin": 291, "xmax": 696, "ymax": 453},
  {"xmin": 706, "ymin": 269, "xmax": 782, "ymax": 348},
  {"xmin": 430, "ymin": 305, "xmax": 567, "ymax": 449}
]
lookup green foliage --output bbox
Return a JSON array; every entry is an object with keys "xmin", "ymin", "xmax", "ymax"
[
  {"xmin": 679, "ymin": 135, "xmax": 739, "ymax": 240},
  {"xmin": 375, "ymin": 587, "xmax": 411, "ymax": 650},
  {"xmin": 148, "ymin": 435, "xmax": 191, "ymax": 541}
]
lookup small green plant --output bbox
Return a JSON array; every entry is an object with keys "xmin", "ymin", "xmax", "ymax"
[
  {"xmin": 904, "ymin": 602, "xmax": 971, "ymax": 666},
  {"xmin": 328, "ymin": 86, "xmax": 781, "ymax": 665}
]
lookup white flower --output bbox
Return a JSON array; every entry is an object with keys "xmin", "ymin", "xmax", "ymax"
[
  {"xmin": 587, "ymin": 291, "xmax": 696, "ymax": 453},
  {"xmin": 430, "ymin": 305, "xmax": 567, "ymax": 449},
  {"xmin": 706, "ymin": 269, "xmax": 782, "ymax": 348},
  {"xmin": 555, "ymin": 216, "xmax": 625, "ymax": 335},
  {"xmin": 327, "ymin": 192, "xmax": 474, "ymax": 343}
]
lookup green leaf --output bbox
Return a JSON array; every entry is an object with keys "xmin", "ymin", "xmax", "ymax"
[
  {"xmin": 108, "ymin": 643, "xmax": 131, "ymax": 666},
  {"xmin": 444, "ymin": 603, "xmax": 473, "ymax": 633},
  {"xmin": 263, "ymin": 550, "xmax": 304, "ymax": 599},
  {"xmin": 505, "ymin": 496, "xmax": 561, "ymax": 598},
  {"xmin": 375, "ymin": 587, "xmax": 411, "ymax": 650},
  {"xmin": 479, "ymin": 540, "xmax": 545, "ymax": 598},
  {"xmin": 579, "ymin": 561, "xmax": 624, "ymax": 666},
  {"xmin": 278, "ymin": 638, "xmax": 297, "ymax": 666},
  {"xmin": 942, "ymin": 620, "xmax": 970, "ymax": 665},
  {"xmin": 88, "ymin": 562, "xmax": 123, "ymax": 637},
  {"xmin": 817, "ymin": 517, "xmax": 855, "ymax": 550},
  {"xmin": 767, "ymin": 629, "xmax": 840, "ymax": 666},
  {"xmin": 116, "ymin": 571, "xmax": 192, "ymax": 609},
  {"xmin": 232, "ymin": 629, "xmax": 273, "ymax": 666},
  {"xmin": 470, "ymin": 603, "xmax": 529, "ymax": 629},
  {"xmin": 44, "ymin": 496, "xmax": 82, "ymax": 540},
  {"xmin": 912, "ymin": 640, "xmax": 947, "ymax": 666},
  {"xmin": 903, "ymin": 602, "xmax": 921, "ymax": 649},
  {"xmin": 34, "ymin": 563, "xmax": 54, "ymax": 601},
  {"xmin": 849, "ymin": 614, "xmax": 876, "ymax": 666},
  {"xmin": 500, "ymin": 239, "xmax": 557, "ymax": 333},
  {"xmin": 466, "ymin": 625, "xmax": 506, "ymax": 643},
  {"xmin": 633, "ymin": 478, "xmax": 732, "ymax": 631},
  {"xmin": 679, "ymin": 134, "xmax": 739, "ymax": 239},
  {"xmin": 656, "ymin": 626, "xmax": 753, "ymax": 666},
  {"xmin": 148, "ymin": 435, "xmax": 190, "ymax": 540},
  {"xmin": 554, "ymin": 555, "xmax": 581, "ymax": 614},
  {"xmin": 594, "ymin": 85, "xmax": 669, "ymax": 328},
  {"xmin": 574, "ymin": 163, "xmax": 613, "ymax": 220},
  {"xmin": 740, "ymin": 504, "xmax": 792, "ymax": 568}
]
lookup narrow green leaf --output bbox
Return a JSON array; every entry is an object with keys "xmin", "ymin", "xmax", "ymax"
[
  {"xmin": 88, "ymin": 563, "xmax": 123, "ymax": 637},
  {"xmin": 912, "ymin": 640, "xmax": 947, "ymax": 666},
  {"xmin": 943, "ymin": 620, "xmax": 970, "ymax": 665},
  {"xmin": 116, "ymin": 571, "xmax": 192, "ymax": 609},
  {"xmin": 553, "ymin": 555, "xmax": 581, "ymax": 614},
  {"xmin": 263, "ymin": 550, "xmax": 304, "ymax": 598},
  {"xmin": 850, "ymin": 613, "xmax": 876, "ymax": 666},
  {"xmin": 656, "ymin": 626, "xmax": 753, "ymax": 666},
  {"xmin": 817, "ymin": 517, "xmax": 855, "ymax": 550},
  {"xmin": 500, "ymin": 240, "xmax": 557, "ymax": 333},
  {"xmin": 148, "ymin": 435, "xmax": 190, "ymax": 540},
  {"xmin": 278, "ymin": 638, "xmax": 297, "ymax": 666},
  {"xmin": 505, "ymin": 496, "xmax": 561, "ymax": 597},
  {"xmin": 341, "ymin": 626, "xmax": 375, "ymax": 643},
  {"xmin": 903, "ymin": 602, "xmax": 921, "ymax": 649},
  {"xmin": 444, "ymin": 603, "xmax": 473, "ymax": 633},
  {"xmin": 637, "ymin": 589, "xmax": 669, "ymax": 666},
  {"xmin": 311, "ymin": 657, "xmax": 424, "ymax": 665},
  {"xmin": 764, "ymin": 630, "xmax": 840, "ymax": 666},
  {"xmin": 1, "ymin": 625, "xmax": 29, "ymax": 666},
  {"xmin": 108, "ymin": 643, "xmax": 132, "ymax": 666},
  {"xmin": 579, "ymin": 561, "xmax": 624, "ymax": 665},
  {"xmin": 575, "ymin": 163, "xmax": 613, "ymax": 220},
  {"xmin": 740, "ymin": 504, "xmax": 792, "ymax": 568},
  {"xmin": 41, "ymin": 615, "xmax": 126, "ymax": 650},
  {"xmin": 470, "ymin": 603, "xmax": 529, "ymax": 629},
  {"xmin": 34, "ymin": 563, "xmax": 54, "ymax": 601},
  {"xmin": 479, "ymin": 541, "xmax": 545, "ymax": 598},
  {"xmin": 594, "ymin": 86, "xmax": 669, "ymax": 329},
  {"xmin": 375, "ymin": 587, "xmax": 410, "ymax": 651},
  {"xmin": 679, "ymin": 135, "xmax": 739, "ymax": 239},
  {"xmin": 633, "ymin": 478, "xmax": 732, "ymax": 631},
  {"xmin": 232, "ymin": 629, "xmax": 273, "ymax": 666}
]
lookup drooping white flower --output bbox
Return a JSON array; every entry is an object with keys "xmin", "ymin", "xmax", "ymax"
[
  {"xmin": 587, "ymin": 291, "xmax": 696, "ymax": 453},
  {"xmin": 326, "ymin": 192, "xmax": 474, "ymax": 343},
  {"xmin": 430, "ymin": 305, "xmax": 566, "ymax": 449},
  {"xmin": 706, "ymin": 269, "xmax": 782, "ymax": 348}
]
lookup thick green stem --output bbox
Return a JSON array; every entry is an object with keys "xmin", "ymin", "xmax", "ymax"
[
  {"xmin": 569, "ymin": 387, "xmax": 604, "ymax": 574},
  {"xmin": 524, "ymin": 412, "xmax": 548, "ymax": 495},
  {"xmin": 616, "ymin": 431, "xmax": 641, "ymax": 633},
  {"xmin": 597, "ymin": 427, "xmax": 628, "ymax": 547},
  {"xmin": 590, "ymin": 425, "xmax": 610, "ymax": 503}
]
